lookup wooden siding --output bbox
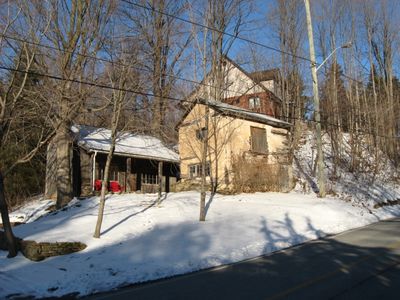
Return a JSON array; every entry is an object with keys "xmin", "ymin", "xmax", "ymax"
[
  {"xmin": 46, "ymin": 140, "xmax": 179, "ymax": 199},
  {"xmin": 93, "ymin": 154, "xmax": 179, "ymax": 193},
  {"xmin": 222, "ymin": 91, "xmax": 280, "ymax": 118}
]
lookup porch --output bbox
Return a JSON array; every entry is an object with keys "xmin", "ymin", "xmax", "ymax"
[{"xmin": 73, "ymin": 150, "xmax": 179, "ymax": 197}]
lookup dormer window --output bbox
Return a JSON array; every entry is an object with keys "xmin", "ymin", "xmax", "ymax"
[{"xmin": 249, "ymin": 97, "xmax": 261, "ymax": 109}]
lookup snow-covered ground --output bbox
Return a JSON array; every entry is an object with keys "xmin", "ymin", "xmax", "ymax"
[
  {"xmin": 1, "ymin": 191, "xmax": 400, "ymax": 299},
  {"xmin": 293, "ymin": 131, "xmax": 400, "ymax": 207},
  {"xmin": 1, "ymin": 130, "xmax": 400, "ymax": 298},
  {"xmin": 6, "ymin": 198, "xmax": 54, "ymax": 224}
]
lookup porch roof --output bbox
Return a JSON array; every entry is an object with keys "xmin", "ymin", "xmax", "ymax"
[{"xmin": 71, "ymin": 125, "xmax": 179, "ymax": 163}]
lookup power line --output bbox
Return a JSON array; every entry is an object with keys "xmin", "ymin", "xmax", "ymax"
[
  {"xmin": 0, "ymin": 64, "xmax": 188, "ymax": 104},
  {"xmin": 3, "ymin": 64, "xmax": 397, "ymax": 140},
  {"xmin": 120, "ymin": 0, "xmax": 316, "ymax": 64},
  {"xmin": 1, "ymin": 1, "xmax": 369, "ymax": 96},
  {"xmin": 0, "ymin": 57, "xmax": 320, "ymax": 123},
  {"xmin": 1, "ymin": 32, "xmax": 368, "ymax": 120},
  {"xmin": 1, "ymin": 30, "xmax": 367, "ymax": 98},
  {"xmin": 2, "ymin": 34, "xmax": 324, "ymax": 117},
  {"xmin": 0, "ymin": 33, "xmax": 275, "ymax": 101},
  {"xmin": 119, "ymin": 96, "xmax": 385, "ymax": 140},
  {"xmin": 0, "ymin": 34, "xmax": 199, "ymax": 86},
  {"xmin": 121, "ymin": 0, "xmax": 369, "ymax": 85}
]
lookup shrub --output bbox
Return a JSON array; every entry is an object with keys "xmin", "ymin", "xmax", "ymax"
[{"xmin": 231, "ymin": 155, "xmax": 291, "ymax": 193}]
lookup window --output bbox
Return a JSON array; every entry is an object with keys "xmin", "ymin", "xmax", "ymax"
[
  {"xmin": 196, "ymin": 127, "xmax": 207, "ymax": 141},
  {"xmin": 249, "ymin": 97, "xmax": 261, "ymax": 109},
  {"xmin": 189, "ymin": 165, "xmax": 197, "ymax": 178},
  {"xmin": 189, "ymin": 162, "xmax": 210, "ymax": 178},
  {"xmin": 250, "ymin": 126, "xmax": 268, "ymax": 154},
  {"xmin": 142, "ymin": 174, "xmax": 159, "ymax": 184},
  {"xmin": 109, "ymin": 166, "xmax": 119, "ymax": 181}
]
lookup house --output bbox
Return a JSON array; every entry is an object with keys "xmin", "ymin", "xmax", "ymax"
[
  {"xmin": 178, "ymin": 57, "xmax": 292, "ymax": 191},
  {"xmin": 186, "ymin": 56, "xmax": 283, "ymax": 119},
  {"xmin": 45, "ymin": 125, "xmax": 180, "ymax": 198},
  {"xmin": 178, "ymin": 99, "xmax": 291, "ymax": 189}
]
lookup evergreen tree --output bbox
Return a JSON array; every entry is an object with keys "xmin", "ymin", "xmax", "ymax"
[{"xmin": 0, "ymin": 43, "xmax": 49, "ymax": 207}]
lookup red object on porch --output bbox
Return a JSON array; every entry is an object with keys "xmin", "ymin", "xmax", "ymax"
[
  {"xmin": 109, "ymin": 181, "xmax": 122, "ymax": 193},
  {"xmin": 94, "ymin": 179, "xmax": 102, "ymax": 191},
  {"xmin": 94, "ymin": 179, "xmax": 122, "ymax": 193}
]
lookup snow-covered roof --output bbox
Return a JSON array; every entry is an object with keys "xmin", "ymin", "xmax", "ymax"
[
  {"xmin": 203, "ymin": 99, "xmax": 291, "ymax": 129},
  {"xmin": 71, "ymin": 125, "xmax": 179, "ymax": 163}
]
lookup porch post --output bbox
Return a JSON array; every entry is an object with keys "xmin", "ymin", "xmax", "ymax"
[
  {"xmin": 92, "ymin": 151, "xmax": 97, "ymax": 192},
  {"xmin": 126, "ymin": 157, "xmax": 132, "ymax": 193},
  {"xmin": 157, "ymin": 161, "xmax": 163, "ymax": 204}
]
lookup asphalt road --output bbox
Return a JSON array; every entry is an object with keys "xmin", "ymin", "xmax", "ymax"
[{"xmin": 85, "ymin": 218, "xmax": 400, "ymax": 300}]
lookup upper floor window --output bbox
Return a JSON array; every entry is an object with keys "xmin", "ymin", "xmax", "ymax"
[
  {"xmin": 249, "ymin": 97, "xmax": 261, "ymax": 109},
  {"xmin": 196, "ymin": 127, "xmax": 207, "ymax": 141}
]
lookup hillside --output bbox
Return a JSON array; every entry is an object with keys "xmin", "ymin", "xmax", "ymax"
[{"xmin": 293, "ymin": 131, "xmax": 400, "ymax": 208}]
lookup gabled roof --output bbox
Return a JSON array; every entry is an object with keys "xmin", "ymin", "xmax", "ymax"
[
  {"xmin": 222, "ymin": 56, "xmax": 282, "ymax": 103},
  {"xmin": 71, "ymin": 125, "xmax": 179, "ymax": 163},
  {"xmin": 178, "ymin": 99, "xmax": 291, "ymax": 129},
  {"xmin": 184, "ymin": 56, "xmax": 282, "ymax": 106}
]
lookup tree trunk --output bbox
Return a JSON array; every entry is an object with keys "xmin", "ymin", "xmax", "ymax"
[
  {"xmin": 0, "ymin": 171, "xmax": 18, "ymax": 257},
  {"xmin": 93, "ymin": 148, "xmax": 113, "ymax": 238},
  {"xmin": 199, "ymin": 107, "xmax": 209, "ymax": 222},
  {"xmin": 56, "ymin": 123, "xmax": 73, "ymax": 209},
  {"xmin": 93, "ymin": 77, "xmax": 125, "ymax": 237}
]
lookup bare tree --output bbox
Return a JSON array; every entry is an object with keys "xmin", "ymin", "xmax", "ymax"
[
  {"xmin": 121, "ymin": 0, "xmax": 191, "ymax": 141},
  {"xmin": 267, "ymin": 0, "xmax": 307, "ymax": 162},
  {"xmin": 93, "ymin": 67, "xmax": 130, "ymax": 238},
  {"xmin": 0, "ymin": 2, "xmax": 55, "ymax": 257},
  {"xmin": 92, "ymin": 21, "xmax": 142, "ymax": 237},
  {"xmin": 186, "ymin": 0, "xmax": 250, "ymax": 220},
  {"xmin": 23, "ymin": 0, "xmax": 114, "ymax": 209}
]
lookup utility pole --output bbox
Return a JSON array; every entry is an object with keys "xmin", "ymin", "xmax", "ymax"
[{"xmin": 304, "ymin": 0, "xmax": 325, "ymax": 198}]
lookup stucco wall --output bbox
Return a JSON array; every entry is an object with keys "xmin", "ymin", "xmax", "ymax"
[
  {"xmin": 188, "ymin": 60, "xmax": 266, "ymax": 102},
  {"xmin": 179, "ymin": 103, "xmax": 289, "ymax": 186},
  {"xmin": 260, "ymin": 80, "xmax": 275, "ymax": 92},
  {"xmin": 223, "ymin": 62, "xmax": 266, "ymax": 98}
]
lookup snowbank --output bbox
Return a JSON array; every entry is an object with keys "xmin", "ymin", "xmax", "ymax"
[
  {"xmin": 293, "ymin": 131, "xmax": 400, "ymax": 208},
  {"xmin": 5, "ymin": 198, "xmax": 54, "ymax": 224}
]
